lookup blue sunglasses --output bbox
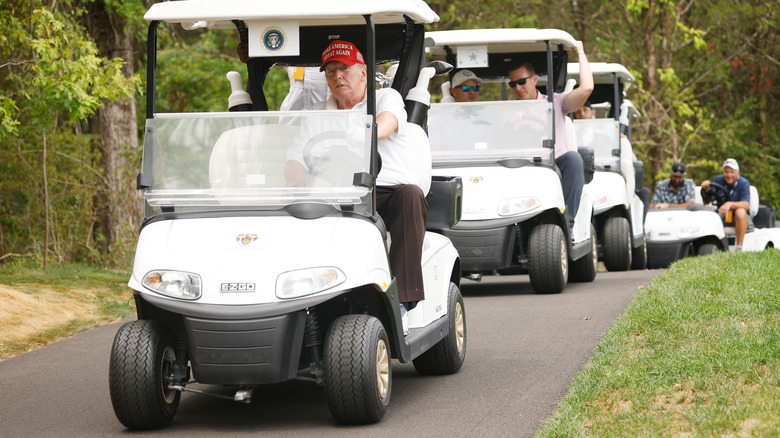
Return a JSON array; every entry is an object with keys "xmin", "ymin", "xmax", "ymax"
[{"xmin": 459, "ymin": 85, "xmax": 481, "ymax": 92}]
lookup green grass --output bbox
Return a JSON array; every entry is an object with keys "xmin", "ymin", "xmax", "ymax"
[{"xmin": 538, "ymin": 249, "xmax": 780, "ymax": 437}]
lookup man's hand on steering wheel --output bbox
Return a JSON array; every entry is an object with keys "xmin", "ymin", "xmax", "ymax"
[{"xmin": 702, "ymin": 181, "xmax": 729, "ymax": 209}]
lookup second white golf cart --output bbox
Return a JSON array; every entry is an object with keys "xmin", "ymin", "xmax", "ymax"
[
  {"xmin": 425, "ymin": 28, "xmax": 598, "ymax": 294},
  {"xmin": 568, "ymin": 62, "xmax": 648, "ymax": 271},
  {"xmin": 108, "ymin": 0, "xmax": 465, "ymax": 429}
]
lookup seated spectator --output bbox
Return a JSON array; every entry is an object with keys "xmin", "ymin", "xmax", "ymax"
[{"xmin": 650, "ymin": 162, "xmax": 695, "ymax": 209}]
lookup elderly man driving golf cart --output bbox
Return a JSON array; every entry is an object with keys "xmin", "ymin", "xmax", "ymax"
[{"xmin": 285, "ymin": 40, "xmax": 427, "ymax": 317}]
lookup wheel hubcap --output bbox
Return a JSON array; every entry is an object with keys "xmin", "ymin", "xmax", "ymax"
[
  {"xmin": 161, "ymin": 346, "xmax": 177, "ymax": 404},
  {"xmin": 455, "ymin": 301, "xmax": 464, "ymax": 354},
  {"xmin": 560, "ymin": 235, "xmax": 568, "ymax": 279},
  {"xmin": 376, "ymin": 339, "xmax": 389, "ymax": 399}
]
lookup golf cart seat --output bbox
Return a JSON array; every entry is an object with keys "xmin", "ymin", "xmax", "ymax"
[
  {"xmin": 209, "ymin": 124, "xmax": 299, "ymax": 189},
  {"xmin": 408, "ymin": 122, "xmax": 433, "ymax": 197},
  {"xmin": 440, "ymin": 81, "xmax": 455, "ymax": 103}
]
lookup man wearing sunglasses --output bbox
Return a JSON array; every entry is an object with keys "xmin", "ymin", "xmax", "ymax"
[
  {"xmin": 450, "ymin": 69, "xmax": 482, "ymax": 102},
  {"xmin": 507, "ymin": 41, "xmax": 593, "ymax": 229}
]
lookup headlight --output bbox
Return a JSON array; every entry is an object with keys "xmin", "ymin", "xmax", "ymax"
[
  {"xmin": 497, "ymin": 196, "xmax": 540, "ymax": 216},
  {"xmin": 677, "ymin": 227, "xmax": 701, "ymax": 238},
  {"xmin": 143, "ymin": 270, "xmax": 201, "ymax": 300},
  {"xmin": 276, "ymin": 267, "xmax": 346, "ymax": 299}
]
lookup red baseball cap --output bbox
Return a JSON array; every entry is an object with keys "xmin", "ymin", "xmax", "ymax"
[{"xmin": 320, "ymin": 40, "xmax": 365, "ymax": 71}]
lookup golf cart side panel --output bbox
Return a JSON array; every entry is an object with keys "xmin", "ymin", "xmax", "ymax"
[
  {"xmin": 630, "ymin": 195, "xmax": 646, "ymax": 242},
  {"xmin": 184, "ymin": 311, "xmax": 306, "ymax": 385}
]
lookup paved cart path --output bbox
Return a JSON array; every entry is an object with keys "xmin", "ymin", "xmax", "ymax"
[{"xmin": 0, "ymin": 270, "xmax": 661, "ymax": 437}]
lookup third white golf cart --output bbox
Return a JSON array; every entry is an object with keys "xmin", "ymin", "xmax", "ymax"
[
  {"xmin": 425, "ymin": 28, "xmax": 598, "ymax": 294},
  {"xmin": 568, "ymin": 62, "xmax": 648, "ymax": 271}
]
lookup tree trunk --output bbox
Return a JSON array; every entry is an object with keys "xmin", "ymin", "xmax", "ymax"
[{"xmin": 82, "ymin": 1, "xmax": 142, "ymax": 266}]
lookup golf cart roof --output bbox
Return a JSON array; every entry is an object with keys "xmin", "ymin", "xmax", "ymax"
[
  {"xmin": 568, "ymin": 62, "xmax": 634, "ymax": 84},
  {"xmin": 427, "ymin": 28, "xmax": 577, "ymax": 93},
  {"xmin": 427, "ymin": 28, "xmax": 577, "ymax": 54},
  {"xmin": 144, "ymin": 0, "xmax": 439, "ymax": 26}
]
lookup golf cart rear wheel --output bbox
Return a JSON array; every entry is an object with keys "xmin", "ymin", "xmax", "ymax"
[
  {"xmin": 413, "ymin": 282, "xmax": 467, "ymax": 375},
  {"xmin": 570, "ymin": 224, "xmax": 598, "ymax": 282},
  {"xmin": 528, "ymin": 224, "xmax": 568, "ymax": 294},
  {"xmin": 109, "ymin": 320, "xmax": 180, "ymax": 430},
  {"xmin": 631, "ymin": 233, "xmax": 648, "ymax": 270},
  {"xmin": 603, "ymin": 216, "xmax": 632, "ymax": 271},
  {"xmin": 324, "ymin": 314, "xmax": 390, "ymax": 424}
]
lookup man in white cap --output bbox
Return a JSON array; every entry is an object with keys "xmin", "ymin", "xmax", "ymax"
[
  {"xmin": 285, "ymin": 40, "xmax": 427, "ymax": 320},
  {"xmin": 450, "ymin": 69, "xmax": 482, "ymax": 102},
  {"xmin": 701, "ymin": 158, "xmax": 751, "ymax": 250}
]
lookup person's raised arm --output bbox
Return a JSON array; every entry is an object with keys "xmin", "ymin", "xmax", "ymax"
[{"xmin": 565, "ymin": 41, "xmax": 594, "ymax": 111}]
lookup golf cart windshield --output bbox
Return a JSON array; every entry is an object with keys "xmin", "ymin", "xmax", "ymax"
[
  {"xmin": 428, "ymin": 100, "xmax": 553, "ymax": 163},
  {"xmin": 572, "ymin": 118, "xmax": 620, "ymax": 168},
  {"xmin": 141, "ymin": 110, "xmax": 372, "ymax": 215}
]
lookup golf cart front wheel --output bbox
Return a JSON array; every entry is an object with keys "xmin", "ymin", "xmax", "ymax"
[
  {"xmin": 697, "ymin": 242, "xmax": 719, "ymax": 255},
  {"xmin": 324, "ymin": 314, "xmax": 391, "ymax": 424},
  {"xmin": 413, "ymin": 282, "xmax": 467, "ymax": 374},
  {"xmin": 527, "ymin": 224, "xmax": 568, "ymax": 294},
  {"xmin": 109, "ymin": 320, "xmax": 180, "ymax": 430}
]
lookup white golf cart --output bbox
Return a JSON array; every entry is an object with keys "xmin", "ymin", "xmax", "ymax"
[
  {"xmin": 568, "ymin": 63, "xmax": 648, "ymax": 271},
  {"xmin": 109, "ymin": 0, "xmax": 466, "ymax": 429},
  {"xmin": 646, "ymin": 181, "xmax": 780, "ymax": 267},
  {"xmin": 425, "ymin": 28, "xmax": 598, "ymax": 294}
]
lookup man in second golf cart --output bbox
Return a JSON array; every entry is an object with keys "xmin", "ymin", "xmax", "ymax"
[
  {"xmin": 507, "ymin": 41, "xmax": 593, "ymax": 229},
  {"xmin": 285, "ymin": 40, "xmax": 427, "ymax": 324}
]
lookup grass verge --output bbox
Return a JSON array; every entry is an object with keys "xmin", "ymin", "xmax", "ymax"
[
  {"xmin": 0, "ymin": 262, "xmax": 135, "ymax": 361},
  {"xmin": 538, "ymin": 249, "xmax": 780, "ymax": 437}
]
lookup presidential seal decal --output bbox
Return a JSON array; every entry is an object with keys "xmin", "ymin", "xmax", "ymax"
[
  {"xmin": 236, "ymin": 233, "xmax": 258, "ymax": 247},
  {"xmin": 261, "ymin": 26, "xmax": 287, "ymax": 54}
]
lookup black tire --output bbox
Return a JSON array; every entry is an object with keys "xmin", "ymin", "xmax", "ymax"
[
  {"xmin": 413, "ymin": 283, "xmax": 467, "ymax": 374},
  {"xmin": 570, "ymin": 224, "xmax": 598, "ymax": 282},
  {"xmin": 631, "ymin": 233, "xmax": 648, "ymax": 270},
  {"xmin": 697, "ymin": 243, "xmax": 719, "ymax": 255},
  {"xmin": 603, "ymin": 216, "xmax": 632, "ymax": 271},
  {"xmin": 109, "ymin": 320, "xmax": 180, "ymax": 430},
  {"xmin": 324, "ymin": 315, "xmax": 391, "ymax": 424},
  {"xmin": 527, "ymin": 224, "xmax": 568, "ymax": 294}
]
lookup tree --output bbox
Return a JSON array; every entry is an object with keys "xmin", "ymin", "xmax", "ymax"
[{"xmin": 0, "ymin": 2, "xmax": 138, "ymax": 265}]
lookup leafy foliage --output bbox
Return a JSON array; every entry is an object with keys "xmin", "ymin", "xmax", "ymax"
[{"xmin": 0, "ymin": 1, "xmax": 138, "ymax": 265}]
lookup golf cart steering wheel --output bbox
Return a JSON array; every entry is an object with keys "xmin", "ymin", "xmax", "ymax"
[
  {"xmin": 302, "ymin": 130, "xmax": 365, "ymax": 182},
  {"xmin": 703, "ymin": 181, "xmax": 729, "ymax": 208}
]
